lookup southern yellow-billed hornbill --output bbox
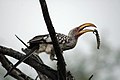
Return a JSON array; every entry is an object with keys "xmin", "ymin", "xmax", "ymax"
[{"xmin": 4, "ymin": 23, "xmax": 98, "ymax": 77}]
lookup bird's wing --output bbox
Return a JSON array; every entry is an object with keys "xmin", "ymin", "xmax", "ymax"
[
  {"xmin": 56, "ymin": 33, "xmax": 69, "ymax": 44},
  {"xmin": 28, "ymin": 34, "xmax": 52, "ymax": 44},
  {"xmin": 28, "ymin": 33, "xmax": 69, "ymax": 44}
]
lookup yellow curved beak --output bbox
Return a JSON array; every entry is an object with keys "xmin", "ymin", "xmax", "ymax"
[{"xmin": 77, "ymin": 23, "xmax": 97, "ymax": 37}]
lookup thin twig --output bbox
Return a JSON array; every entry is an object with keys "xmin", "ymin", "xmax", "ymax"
[
  {"xmin": 4, "ymin": 46, "xmax": 38, "ymax": 77},
  {"xmin": 0, "ymin": 45, "xmax": 57, "ymax": 80},
  {"xmin": 89, "ymin": 75, "xmax": 93, "ymax": 80},
  {"xmin": 0, "ymin": 54, "xmax": 34, "ymax": 80}
]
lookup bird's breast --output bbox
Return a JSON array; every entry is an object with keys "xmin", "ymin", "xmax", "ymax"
[
  {"xmin": 45, "ymin": 44, "xmax": 53, "ymax": 54},
  {"xmin": 35, "ymin": 44, "xmax": 47, "ymax": 53}
]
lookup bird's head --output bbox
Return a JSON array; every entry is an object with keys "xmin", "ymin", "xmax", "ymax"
[{"xmin": 69, "ymin": 23, "xmax": 97, "ymax": 39}]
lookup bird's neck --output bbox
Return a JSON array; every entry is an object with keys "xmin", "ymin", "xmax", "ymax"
[
  {"xmin": 67, "ymin": 34, "xmax": 78, "ymax": 47},
  {"xmin": 68, "ymin": 32, "xmax": 78, "ymax": 41}
]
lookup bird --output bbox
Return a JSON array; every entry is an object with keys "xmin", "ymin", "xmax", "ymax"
[
  {"xmin": 4, "ymin": 23, "xmax": 97, "ymax": 77},
  {"xmin": 22, "ymin": 23, "xmax": 97, "ymax": 60}
]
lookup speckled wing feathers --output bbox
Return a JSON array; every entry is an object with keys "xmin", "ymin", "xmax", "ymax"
[
  {"xmin": 56, "ymin": 33, "xmax": 70, "ymax": 44},
  {"xmin": 28, "ymin": 33, "xmax": 70, "ymax": 45},
  {"xmin": 28, "ymin": 34, "xmax": 51, "ymax": 44}
]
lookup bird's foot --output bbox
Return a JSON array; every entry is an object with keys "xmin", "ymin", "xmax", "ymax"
[
  {"xmin": 51, "ymin": 58, "xmax": 57, "ymax": 61},
  {"xmin": 50, "ymin": 54, "xmax": 57, "ymax": 61}
]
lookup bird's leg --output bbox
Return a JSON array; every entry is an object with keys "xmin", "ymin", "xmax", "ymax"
[
  {"xmin": 50, "ymin": 48, "xmax": 64, "ymax": 61},
  {"xmin": 50, "ymin": 53, "xmax": 57, "ymax": 61},
  {"xmin": 32, "ymin": 53, "xmax": 44, "ymax": 63},
  {"xmin": 22, "ymin": 48, "xmax": 44, "ymax": 63}
]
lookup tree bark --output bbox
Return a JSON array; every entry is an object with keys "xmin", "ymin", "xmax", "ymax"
[{"xmin": 0, "ymin": 45, "xmax": 75, "ymax": 80}]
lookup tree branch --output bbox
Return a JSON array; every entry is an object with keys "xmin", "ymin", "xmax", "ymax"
[
  {"xmin": 0, "ymin": 45, "xmax": 57, "ymax": 80},
  {"xmin": 0, "ymin": 45, "xmax": 75, "ymax": 80},
  {"xmin": 0, "ymin": 54, "xmax": 33, "ymax": 80},
  {"xmin": 0, "ymin": 0, "xmax": 77, "ymax": 80},
  {"xmin": 39, "ymin": 0, "xmax": 66, "ymax": 80}
]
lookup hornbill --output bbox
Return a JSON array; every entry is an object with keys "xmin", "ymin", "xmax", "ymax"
[{"xmin": 4, "ymin": 23, "xmax": 98, "ymax": 77}]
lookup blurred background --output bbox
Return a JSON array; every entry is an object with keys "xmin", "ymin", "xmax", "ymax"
[{"xmin": 0, "ymin": 0, "xmax": 120, "ymax": 80}]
